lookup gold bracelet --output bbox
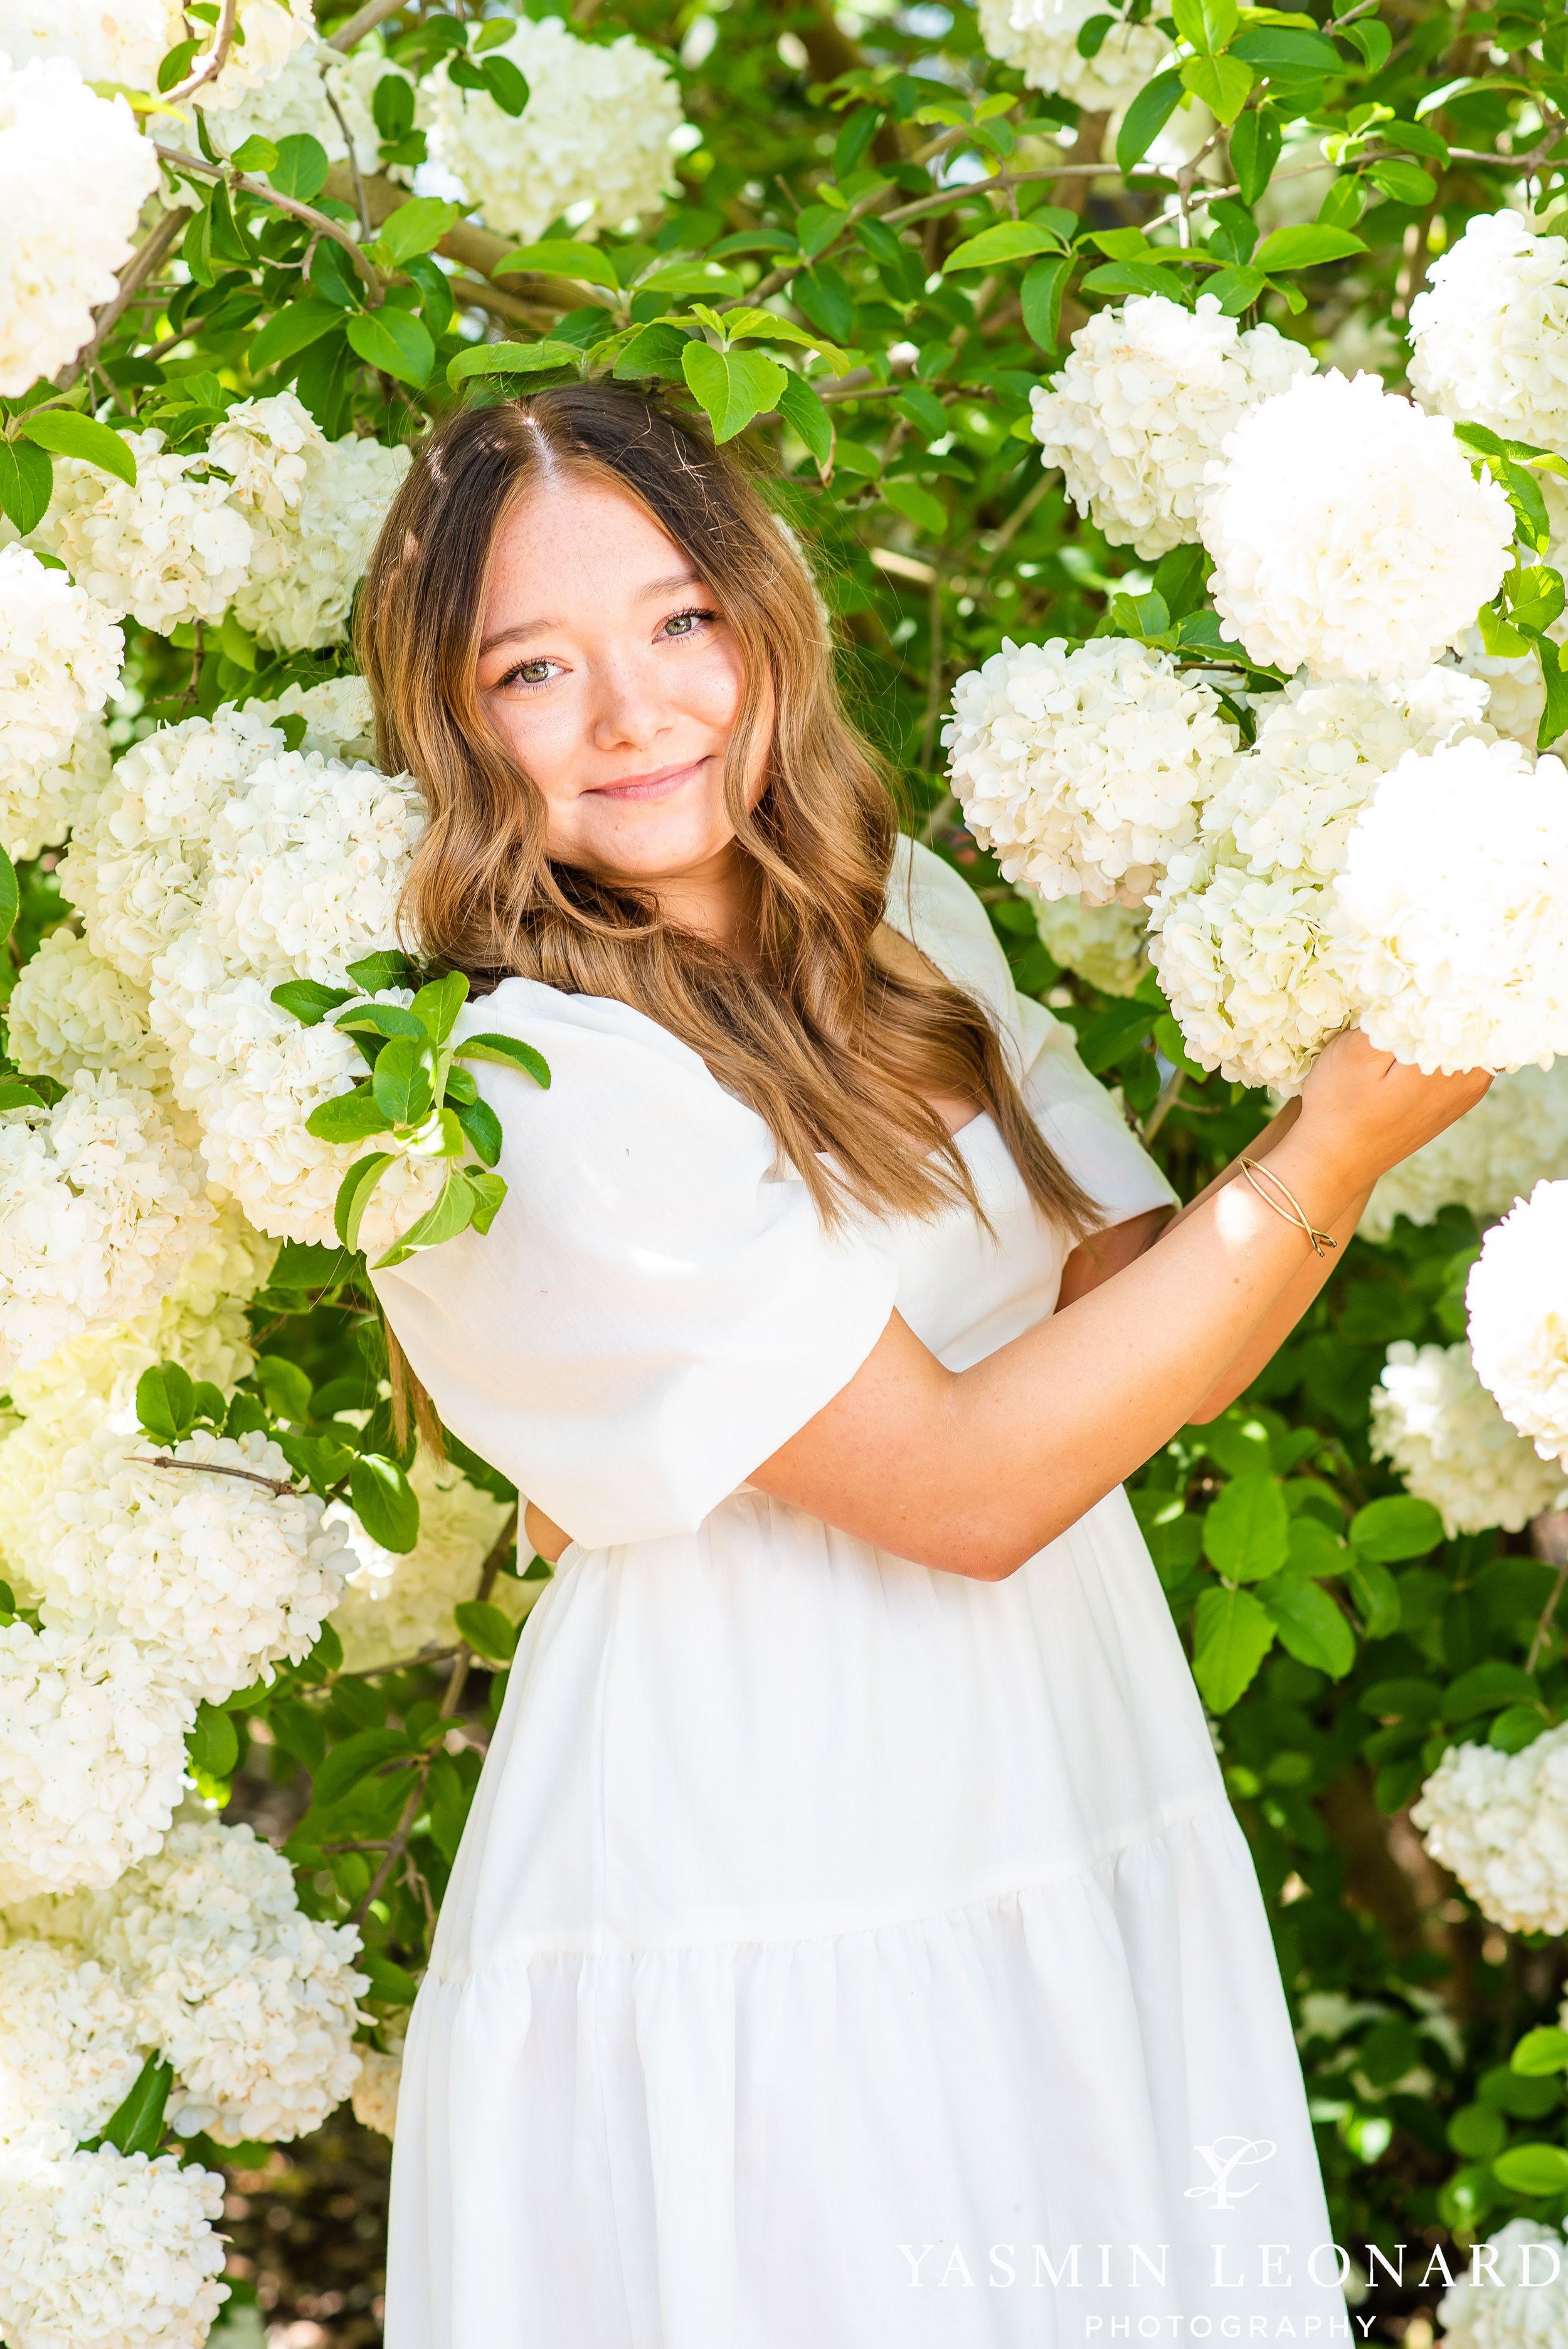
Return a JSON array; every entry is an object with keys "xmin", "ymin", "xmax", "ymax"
[{"xmin": 1237, "ymin": 1156, "xmax": 1338, "ymax": 1258}]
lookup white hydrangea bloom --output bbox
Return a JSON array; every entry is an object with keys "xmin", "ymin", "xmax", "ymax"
[
  {"xmin": 1453, "ymin": 624, "xmax": 1562, "ymax": 750},
  {"xmin": 193, "ymin": 0, "xmax": 315, "ymax": 114},
  {"xmin": 0, "ymin": 54, "xmax": 160, "ymax": 398},
  {"xmin": 34, "ymin": 429, "xmax": 255, "ymax": 634},
  {"xmin": 0, "ymin": 1624, "xmax": 192, "ymax": 1901},
  {"xmin": 10, "ymin": 714, "xmax": 112, "ymax": 867},
  {"xmin": 350, "ymin": 2030, "xmax": 402, "ymax": 2140},
  {"xmin": 1030, "ymin": 893, "xmax": 1149, "ymax": 997},
  {"xmin": 1361, "ymin": 1061, "xmax": 1568, "ymax": 1240},
  {"xmin": 944, "ymin": 637, "xmax": 1240, "ymax": 908},
  {"xmin": 6, "ymin": 928, "xmax": 164, "ymax": 1086},
  {"xmin": 211, "ymin": 393, "xmax": 412, "ymax": 652},
  {"xmin": 1467, "ymin": 1180, "xmax": 1568, "ymax": 1471},
  {"xmin": 1413, "ymin": 1725, "xmax": 1568, "ymax": 1933},
  {"xmin": 1331, "ymin": 738, "xmax": 1568, "ymax": 1074},
  {"xmin": 0, "ymin": 546, "xmax": 122, "ymax": 861},
  {"xmin": 96, "ymin": 1815, "xmax": 367, "ymax": 2143},
  {"xmin": 331, "ymin": 1455, "xmax": 521, "ymax": 1674},
  {"xmin": 1030, "ymin": 295, "xmax": 1315, "ymax": 559},
  {"xmin": 1438, "ymin": 2220, "xmax": 1568, "ymax": 2344},
  {"xmin": 1410, "ymin": 210, "xmax": 1568, "ymax": 459},
  {"xmin": 1200, "ymin": 370, "xmax": 1515, "ymax": 682},
  {"xmin": 1370, "ymin": 1340, "xmax": 1566, "ymax": 1537},
  {"xmin": 0, "ymin": 2, "xmax": 183, "ymax": 88},
  {"xmin": 0, "ymin": 1940, "xmax": 140, "ymax": 2153},
  {"xmin": 421, "ymin": 18, "xmax": 682, "ymax": 242},
  {"xmin": 1147, "ymin": 671, "xmax": 1493, "ymax": 1090},
  {"xmin": 271, "ymin": 674, "xmax": 376, "ymax": 758},
  {"xmin": 0, "ymin": 1072, "xmax": 211, "ymax": 1378},
  {"xmin": 0, "ymin": 2143, "xmax": 226, "ymax": 2349},
  {"xmin": 26, "ymin": 1423, "xmax": 354, "ymax": 1705},
  {"xmin": 172, "ymin": 978, "xmax": 445, "ymax": 1249},
  {"xmin": 976, "ymin": 0, "xmax": 1171, "ymax": 107}
]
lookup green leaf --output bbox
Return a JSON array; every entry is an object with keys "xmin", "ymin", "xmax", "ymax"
[
  {"xmin": 479, "ymin": 52, "xmax": 529, "ymax": 114},
  {"xmin": 1259, "ymin": 1574, "xmax": 1355, "ymax": 1677},
  {"xmin": 492, "ymin": 240, "xmax": 620, "ymax": 288},
  {"xmin": 1204, "ymin": 264, "xmax": 1268, "ymax": 315},
  {"xmin": 1180, "ymin": 53, "xmax": 1256, "ymax": 124},
  {"xmin": 1494, "ymin": 2145, "xmax": 1568, "ymax": 2197},
  {"xmin": 188, "ymin": 1700, "xmax": 240, "ymax": 1781},
  {"xmin": 881, "ymin": 476, "xmax": 946, "ymax": 537},
  {"xmin": 334, "ymin": 1002, "xmax": 426, "ymax": 1041},
  {"xmin": 1347, "ymin": 1557, "xmax": 1402, "ymax": 1638},
  {"xmin": 447, "ymin": 339, "xmax": 581, "ymax": 388},
  {"xmin": 1367, "ymin": 156, "xmax": 1436, "ymax": 204},
  {"xmin": 346, "ymin": 307, "xmax": 435, "ymax": 388},
  {"xmin": 349, "ymin": 1455, "xmax": 421, "ymax": 1554},
  {"xmin": 97, "ymin": 2054, "xmax": 174, "ymax": 2156},
  {"xmin": 1192, "ymin": 1583, "xmax": 1278, "ymax": 1711},
  {"xmin": 1081, "ymin": 262, "xmax": 1187, "ymax": 302},
  {"xmin": 1286, "ymin": 1513, "xmax": 1346, "ymax": 1577},
  {"xmin": 778, "ymin": 373, "xmax": 834, "ymax": 475},
  {"xmin": 0, "ymin": 845, "xmax": 17, "ymax": 952},
  {"xmin": 334, "ymin": 1151, "xmax": 393, "ymax": 1251},
  {"xmin": 136, "ymin": 1362, "xmax": 196, "ymax": 1445},
  {"xmin": 467, "ymin": 1167, "xmax": 508, "ymax": 1234},
  {"xmin": 1202, "ymin": 1472, "xmax": 1290, "ymax": 1582},
  {"xmin": 1115, "ymin": 70, "xmax": 1185, "ymax": 172},
  {"xmin": 1343, "ymin": 18, "xmax": 1392, "ymax": 69},
  {"xmin": 1513, "ymin": 2028, "xmax": 1568, "ymax": 2077},
  {"xmin": 306, "ymin": 1084, "xmax": 391, "ymax": 1145},
  {"xmin": 1020, "ymin": 253, "xmax": 1073, "ymax": 353},
  {"xmin": 18, "ymin": 411, "xmax": 135, "ymax": 486},
  {"xmin": 1172, "ymin": 0, "xmax": 1241, "ymax": 51},
  {"xmin": 370, "ymin": 197, "xmax": 461, "ymax": 267},
  {"xmin": 371, "ymin": 1168, "xmax": 479, "ymax": 1268},
  {"xmin": 1504, "ymin": 562, "xmax": 1566, "ymax": 634},
  {"xmin": 453, "ymin": 1599, "xmax": 522, "ymax": 1663},
  {"xmin": 267, "ymin": 1240, "xmax": 355, "ymax": 1292},
  {"xmin": 1538, "ymin": 637, "xmax": 1568, "ymax": 749},
  {"xmin": 270, "ymin": 978, "xmax": 354, "ymax": 1027},
  {"xmin": 1253, "ymin": 223, "xmax": 1367, "ymax": 270},
  {"xmin": 313, "ymin": 1724, "xmax": 415, "ymax": 1811},
  {"xmin": 372, "ymin": 70, "xmax": 416, "ymax": 141},
  {"xmin": 1229, "ymin": 107, "xmax": 1283, "ymax": 206},
  {"xmin": 1350, "ymin": 1493, "xmax": 1444, "ymax": 1561},
  {"xmin": 639, "ymin": 260, "xmax": 746, "ymax": 299},
  {"xmin": 345, "ymin": 950, "xmax": 418, "ymax": 993},
  {"xmin": 411, "ymin": 970, "xmax": 469, "ymax": 1044},
  {"xmin": 454, "ymin": 1095, "xmax": 503, "ymax": 1167},
  {"xmin": 611, "ymin": 322, "xmax": 691, "ymax": 383},
  {"xmin": 371, "ymin": 1036, "xmax": 437, "ymax": 1128},
  {"xmin": 269, "ymin": 132, "xmax": 330, "ymax": 203},
  {"xmin": 1231, "ymin": 24, "xmax": 1343, "ymax": 71},
  {"xmin": 681, "ymin": 342, "xmax": 787, "ymax": 444},
  {"xmin": 254, "ymin": 1352, "xmax": 312, "ymax": 1422},
  {"xmin": 361, "ymin": 1949, "xmax": 420, "ymax": 2006},
  {"xmin": 0, "ymin": 433, "xmax": 53, "ymax": 534},
  {"xmin": 943, "ymin": 219, "xmax": 1071, "ymax": 273},
  {"xmin": 0, "ymin": 1083, "xmax": 44, "ymax": 1113}
]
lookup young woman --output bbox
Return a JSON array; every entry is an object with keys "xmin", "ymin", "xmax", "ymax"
[{"xmin": 359, "ymin": 385, "xmax": 1486, "ymax": 2348}]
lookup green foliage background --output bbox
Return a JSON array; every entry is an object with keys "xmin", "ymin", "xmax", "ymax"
[{"xmin": 10, "ymin": 0, "xmax": 1568, "ymax": 2330}]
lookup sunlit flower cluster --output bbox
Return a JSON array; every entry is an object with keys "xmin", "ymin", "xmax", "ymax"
[
  {"xmin": 0, "ymin": 1939, "xmax": 140, "ymax": 2153},
  {"xmin": 1438, "ymin": 2220, "xmax": 1568, "ymax": 2345},
  {"xmin": 6, "ymin": 929, "xmax": 164, "ymax": 1088},
  {"xmin": 351, "ymin": 2031, "xmax": 403, "ymax": 2141},
  {"xmin": 0, "ymin": 2143, "xmax": 227, "ymax": 2349},
  {"xmin": 976, "ymin": 0, "xmax": 1172, "ymax": 109},
  {"xmin": 1414, "ymin": 1725, "xmax": 1568, "ymax": 1933},
  {"xmin": 1370, "ymin": 1340, "xmax": 1566, "ymax": 1536},
  {"xmin": 0, "ymin": 2, "xmax": 183, "ymax": 89},
  {"xmin": 0, "ymin": 546, "xmax": 122, "ymax": 862},
  {"xmin": 1360, "ymin": 1061, "xmax": 1568, "ymax": 1240},
  {"xmin": 1410, "ymin": 209, "xmax": 1568, "ymax": 458},
  {"xmin": 1200, "ymin": 370, "xmax": 1515, "ymax": 681},
  {"xmin": 945, "ymin": 636, "xmax": 1240, "ymax": 907},
  {"xmin": 1466, "ymin": 1180, "xmax": 1568, "ymax": 1472},
  {"xmin": 34, "ymin": 431, "xmax": 256, "ymax": 635},
  {"xmin": 1030, "ymin": 295, "xmax": 1315, "ymax": 558},
  {"xmin": 1030, "ymin": 892, "xmax": 1150, "ymax": 997}
]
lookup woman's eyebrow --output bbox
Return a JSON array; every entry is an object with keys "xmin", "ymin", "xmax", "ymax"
[{"xmin": 479, "ymin": 572, "xmax": 704, "ymax": 657}]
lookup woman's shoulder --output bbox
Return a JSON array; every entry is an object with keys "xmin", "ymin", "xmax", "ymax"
[{"xmin": 884, "ymin": 835, "xmax": 1025, "ymax": 1061}]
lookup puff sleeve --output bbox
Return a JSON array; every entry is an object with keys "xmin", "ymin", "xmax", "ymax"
[{"xmin": 367, "ymin": 982, "xmax": 901, "ymax": 1550}]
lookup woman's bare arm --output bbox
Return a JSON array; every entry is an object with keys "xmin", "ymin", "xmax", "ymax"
[{"xmin": 748, "ymin": 1034, "xmax": 1488, "ymax": 1581}]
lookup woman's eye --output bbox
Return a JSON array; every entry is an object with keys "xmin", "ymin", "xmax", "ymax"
[
  {"xmin": 660, "ymin": 608, "xmax": 716, "ymax": 640},
  {"xmin": 502, "ymin": 657, "xmax": 559, "ymax": 689}
]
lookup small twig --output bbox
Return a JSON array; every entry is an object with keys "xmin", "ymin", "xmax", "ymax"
[
  {"xmin": 334, "ymin": 1646, "xmax": 459, "ymax": 1681},
  {"xmin": 128, "ymin": 1453, "xmax": 301, "ymax": 1498},
  {"xmin": 53, "ymin": 206, "xmax": 191, "ymax": 390},
  {"xmin": 159, "ymin": 0, "xmax": 239, "ymax": 108},
  {"xmin": 983, "ymin": 471, "xmax": 1052, "ymax": 564},
  {"xmin": 328, "ymin": 0, "xmax": 408, "ymax": 51},
  {"xmin": 178, "ymin": 618, "xmax": 204, "ymax": 714},
  {"xmin": 918, "ymin": 790, "xmax": 957, "ymax": 847},
  {"xmin": 320, "ymin": 68, "xmax": 372, "ymax": 240},
  {"xmin": 153, "ymin": 143, "xmax": 384, "ymax": 295},
  {"xmin": 1527, "ymin": 1563, "xmax": 1567, "ymax": 1673},
  {"xmin": 919, "ymin": 569, "xmax": 945, "ymax": 775},
  {"xmin": 1142, "ymin": 1068, "xmax": 1187, "ymax": 1146}
]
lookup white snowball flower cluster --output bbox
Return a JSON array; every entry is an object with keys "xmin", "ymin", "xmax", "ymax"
[
  {"xmin": 1331, "ymin": 738, "xmax": 1568, "ymax": 1074},
  {"xmin": 1370, "ymin": 1340, "xmax": 1565, "ymax": 1537},
  {"xmin": 0, "ymin": 546, "xmax": 122, "ymax": 861},
  {"xmin": 1467, "ymin": 1181, "xmax": 1568, "ymax": 1471},
  {"xmin": 0, "ymin": 1073, "xmax": 211, "ymax": 1379},
  {"xmin": 1031, "ymin": 893, "xmax": 1150, "ymax": 997},
  {"xmin": 208, "ymin": 391, "xmax": 411, "ymax": 651},
  {"xmin": 0, "ymin": 54, "xmax": 159, "ymax": 398},
  {"xmin": 0, "ymin": 1624, "xmax": 191, "ymax": 1902},
  {"xmin": 945, "ymin": 637, "xmax": 1240, "ymax": 907},
  {"xmin": 8, "ymin": 717, "xmax": 112, "ymax": 872},
  {"xmin": 0, "ymin": 2, "xmax": 183, "ymax": 88},
  {"xmin": 1439, "ymin": 2221, "xmax": 1568, "ymax": 2345},
  {"xmin": 0, "ymin": 1940, "xmax": 140, "ymax": 2153},
  {"xmin": 172, "ymin": 978, "xmax": 445, "ymax": 1248},
  {"xmin": 976, "ymin": 0, "xmax": 1172, "ymax": 108},
  {"xmin": 192, "ymin": 0, "xmax": 315, "ymax": 116},
  {"xmin": 1147, "ymin": 671, "xmax": 1488, "ymax": 1090},
  {"xmin": 21, "ymin": 1423, "xmax": 354, "ymax": 1706},
  {"xmin": 0, "ymin": 2143, "xmax": 226, "ymax": 2349},
  {"xmin": 1200, "ymin": 370, "xmax": 1515, "ymax": 681},
  {"xmin": 1411, "ymin": 209, "xmax": 1568, "ymax": 459},
  {"xmin": 351, "ymin": 2034, "xmax": 402, "ymax": 2141},
  {"xmin": 331, "ymin": 1455, "xmax": 521, "ymax": 1674},
  {"xmin": 1362, "ymin": 1062, "xmax": 1568, "ymax": 1239},
  {"xmin": 95, "ymin": 1815, "xmax": 367, "ymax": 2143},
  {"xmin": 1413, "ymin": 1724, "xmax": 1568, "ymax": 1932},
  {"xmin": 6, "ymin": 929, "xmax": 164, "ymax": 1087},
  {"xmin": 1030, "ymin": 295, "xmax": 1315, "ymax": 559},
  {"xmin": 421, "ymin": 17, "xmax": 684, "ymax": 242},
  {"xmin": 34, "ymin": 429, "xmax": 256, "ymax": 634}
]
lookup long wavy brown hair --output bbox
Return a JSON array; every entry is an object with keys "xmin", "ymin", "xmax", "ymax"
[{"xmin": 358, "ymin": 383, "xmax": 1097, "ymax": 1244}]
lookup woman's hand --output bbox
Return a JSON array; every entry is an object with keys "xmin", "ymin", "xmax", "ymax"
[{"xmin": 1296, "ymin": 1027, "xmax": 1492, "ymax": 1189}]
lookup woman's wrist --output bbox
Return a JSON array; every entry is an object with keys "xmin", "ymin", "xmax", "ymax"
[{"xmin": 1264, "ymin": 1123, "xmax": 1376, "ymax": 1234}]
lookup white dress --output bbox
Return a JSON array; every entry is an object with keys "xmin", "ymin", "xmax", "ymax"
[{"xmin": 371, "ymin": 841, "xmax": 1347, "ymax": 2349}]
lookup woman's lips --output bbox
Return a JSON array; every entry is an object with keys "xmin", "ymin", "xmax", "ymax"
[{"xmin": 586, "ymin": 757, "xmax": 707, "ymax": 803}]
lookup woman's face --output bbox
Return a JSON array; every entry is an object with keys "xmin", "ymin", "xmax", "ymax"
[{"xmin": 475, "ymin": 474, "xmax": 769, "ymax": 888}]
